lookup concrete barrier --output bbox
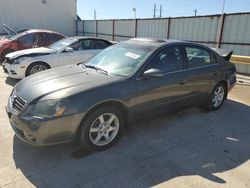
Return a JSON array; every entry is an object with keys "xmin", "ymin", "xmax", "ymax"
[{"xmin": 230, "ymin": 55, "xmax": 250, "ymax": 75}]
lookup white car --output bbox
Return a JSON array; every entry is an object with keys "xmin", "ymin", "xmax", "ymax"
[{"xmin": 3, "ymin": 36, "xmax": 114, "ymax": 79}]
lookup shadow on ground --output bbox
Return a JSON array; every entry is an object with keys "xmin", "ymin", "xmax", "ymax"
[
  {"xmin": 12, "ymin": 99, "xmax": 250, "ymax": 187},
  {"xmin": 5, "ymin": 77, "xmax": 19, "ymax": 86}
]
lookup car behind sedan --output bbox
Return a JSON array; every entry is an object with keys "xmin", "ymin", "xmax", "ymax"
[
  {"xmin": 0, "ymin": 29, "xmax": 65, "ymax": 62},
  {"xmin": 6, "ymin": 38, "xmax": 236, "ymax": 151},
  {"xmin": 3, "ymin": 37, "xmax": 114, "ymax": 79}
]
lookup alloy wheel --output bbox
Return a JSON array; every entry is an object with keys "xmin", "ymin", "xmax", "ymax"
[
  {"xmin": 89, "ymin": 113, "xmax": 119, "ymax": 146},
  {"xmin": 212, "ymin": 86, "xmax": 225, "ymax": 108}
]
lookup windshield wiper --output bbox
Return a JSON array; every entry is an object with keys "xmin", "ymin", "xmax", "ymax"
[{"xmin": 83, "ymin": 65, "xmax": 108, "ymax": 75}]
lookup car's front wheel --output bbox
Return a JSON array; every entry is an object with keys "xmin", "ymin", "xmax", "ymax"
[
  {"xmin": 78, "ymin": 106, "xmax": 125, "ymax": 151},
  {"xmin": 206, "ymin": 83, "xmax": 227, "ymax": 111},
  {"xmin": 26, "ymin": 62, "xmax": 50, "ymax": 76}
]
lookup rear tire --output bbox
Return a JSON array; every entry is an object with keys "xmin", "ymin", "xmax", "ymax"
[
  {"xmin": 26, "ymin": 62, "xmax": 50, "ymax": 77},
  {"xmin": 78, "ymin": 106, "xmax": 125, "ymax": 151},
  {"xmin": 206, "ymin": 83, "xmax": 227, "ymax": 111}
]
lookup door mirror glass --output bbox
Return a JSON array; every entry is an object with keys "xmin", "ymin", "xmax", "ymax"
[
  {"xmin": 65, "ymin": 47, "xmax": 74, "ymax": 52},
  {"xmin": 143, "ymin": 68, "xmax": 164, "ymax": 78}
]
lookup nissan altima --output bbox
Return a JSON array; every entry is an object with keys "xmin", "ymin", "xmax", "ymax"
[{"xmin": 6, "ymin": 38, "xmax": 236, "ymax": 151}]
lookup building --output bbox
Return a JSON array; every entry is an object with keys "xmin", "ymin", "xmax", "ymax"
[{"xmin": 0, "ymin": 0, "xmax": 77, "ymax": 36}]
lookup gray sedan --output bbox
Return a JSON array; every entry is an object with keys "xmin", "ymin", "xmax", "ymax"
[{"xmin": 6, "ymin": 38, "xmax": 236, "ymax": 151}]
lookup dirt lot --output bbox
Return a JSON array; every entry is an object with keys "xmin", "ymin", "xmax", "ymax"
[{"xmin": 0, "ymin": 66, "xmax": 250, "ymax": 188}]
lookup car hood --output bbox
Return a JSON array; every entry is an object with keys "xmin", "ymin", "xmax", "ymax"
[
  {"xmin": 14, "ymin": 64, "xmax": 121, "ymax": 103},
  {"xmin": 6, "ymin": 47, "xmax": 56, "ymax": 60}
]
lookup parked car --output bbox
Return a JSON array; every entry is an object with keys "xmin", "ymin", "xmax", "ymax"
[
  {"xmin": 3, "ymin": 37, "xmax": 115, "ymax": 79},
  {"xmin": 6, "ymin": 38, "xmax": 236, "ymax": 151},
  {"xmin": 0, "ymin": 29, "xmax": 65, "ymax": 61}
]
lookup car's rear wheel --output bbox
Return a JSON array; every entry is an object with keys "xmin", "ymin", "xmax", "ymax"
[
  {"xmin": 206, "ymin": 83, "xmax": 227, "ymax": 111},
  {"xmin": 78, "ymin": 106, "xmax": 125, "ymax": 151},
  {"xmin": 26, "ymin": 62, "xmax": 50, "ymax": 76}
]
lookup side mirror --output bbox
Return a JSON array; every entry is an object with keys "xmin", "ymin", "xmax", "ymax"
[
  {"xmin": 65, "ymin": 47, "xmax": 74, "ymax": 52},
  {"xmin": 143, "ymin": 68, "xmax": 164, "ymax": 79}
]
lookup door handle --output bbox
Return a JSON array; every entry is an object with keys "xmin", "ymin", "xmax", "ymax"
[{"xmin": 179, "ymin": 82, "xmax": 186, "ymax": 85}]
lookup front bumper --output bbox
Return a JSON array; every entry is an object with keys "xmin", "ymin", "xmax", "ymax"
[
  {"xmin": 6, "ymin": 97, "xmax": 85, "ymax": 146},
  {"xmin": 4, "ymin": 63, "xmax": 26, "ymax": 79}
]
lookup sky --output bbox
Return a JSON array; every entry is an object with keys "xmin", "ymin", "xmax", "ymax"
[{"xmin": 77, "ymin": 0, "xmax": 250, "ymax": 20}]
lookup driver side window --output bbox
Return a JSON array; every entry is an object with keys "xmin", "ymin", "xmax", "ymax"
[{"xmin": 146, "ymin": 47, "xmax": 183, "ymax": 73}]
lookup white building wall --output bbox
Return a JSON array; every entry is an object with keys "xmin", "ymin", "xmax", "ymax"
[{"xmin": 0, "ymin": 0, "xmax": 77, "ymax": 36}]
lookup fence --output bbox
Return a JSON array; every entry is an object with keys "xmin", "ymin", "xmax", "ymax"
[{"xmin": 76, "ymin": 12, "xmax": 250, "ymax": 56}]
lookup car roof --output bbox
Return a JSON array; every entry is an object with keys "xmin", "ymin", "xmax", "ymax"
[
  {"xmin": 65, "ymin": 36, "xmax": 111, "ymax": 41},
  {"xmin": 22, "ymin": 29, "xmax": 65, "ymax": 36},
  {"xmin": 124, "ymin": 37, "xmax": 197, "ymax": 47}
]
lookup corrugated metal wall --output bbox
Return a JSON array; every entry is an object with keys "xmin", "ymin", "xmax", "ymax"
[
  {"xmin": 170, "ymin": 16, "xmax": 220, "ymax": 47},
  {"xmin": 221, "ymin": 14, "xmax": 250, "ymax": 55},
  {"xmin": 0, "ymin": 0, "xmax": 77, "ymax": 36},
  {"xmin": 78, "ymin": 12, "xmax": 250, "ymax": 56},
  {"xmin": 83, "ymin": 20, "xmax": 96, "ymax": 37},
  {"xmin": 97, "ymin": 20, "xmax": 113, "ymax": 41},
  {"xmin": 137, "ymin": 19, "xmax": 168, "ymax": 38}
]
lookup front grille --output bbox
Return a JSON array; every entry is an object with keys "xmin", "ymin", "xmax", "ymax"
[{"xmin": 12, "ymin": 96, "xmax": 26, "ymax": 112}]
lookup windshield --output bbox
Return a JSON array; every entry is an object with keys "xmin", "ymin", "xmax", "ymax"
[
  {"xmin": 49, "ymin": 38, "xmax": 77, "ymax": 51},
  {"xmin": 85, "ymin": 43, "xmax": 155, "ymax": 77},
  {"xmin": 9, "ymin": 32, "xmax": 25, "ymax": 41}
]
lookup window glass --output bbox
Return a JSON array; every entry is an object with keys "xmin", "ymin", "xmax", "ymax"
[
  {"xmin": 85, "ymin": 43, "xmax": 154, "ymax": 77},
  {"xmin": 45, "ymin": 34, "xmax": 60, "ymax": 44},
  {"xmin": 49, "ymin": 38, "xmax": 77, "ymax": 51},
  {"xmin": 19, "ymin": 34, "xmax": 35, "ymax": 45},
  {"xmin": 146, "ymin": 47, "xmax": 183, "ymax": 73},
  {"xmin": 94, "ymin": 40, "xmax": 110, "ymax": 49},
  {"xmin": 69, "ymin": 41, "xmax": 81, "ymax": 51},
  {"xmin": 185, "ymin": 47, "xmax": 215, "ymax": 68},
  {"xmin": 79, "ymin": 40, "xmax": 95, "ymax": 50}
]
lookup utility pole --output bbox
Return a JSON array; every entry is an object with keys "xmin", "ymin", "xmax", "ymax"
[
  {"xmin": 94, "ymin": 9, "xmax": 96, "ymax": 20},
  {"xmin": 221, "ymin": 0, "xmax": 226, "ymax": 14},
  {"xmin": 194, "ymin": 9, "xmax": 197, "ymax": 16},
  {"xmin": 153, "ymin": 3, "xmax": 156, "ymax": 18},
  {"xmin": 132, "ymin": 7, "xmax": 136, "ymax": 19},
  {"xmin": 159, "ymin": 4, "xmax": 162, "ymax": 18}
]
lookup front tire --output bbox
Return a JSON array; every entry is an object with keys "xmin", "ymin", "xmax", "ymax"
[
  {"xmin": 26, "ymin": 62, "xmax": 50, "ymax": 76},
  {"xmin": 78, "ymin": 106, "xmax": 125, "ymax": 151},
  {"xmin": 206, "ymin": 83, "xmax": 227, "ymax": 111}
]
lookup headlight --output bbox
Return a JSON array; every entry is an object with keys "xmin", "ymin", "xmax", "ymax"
[
  {"xmin": 23, "ymin": 99, "xmax": 68, "ymax": 118},
  {"xmin": 14, "ymin": 57, "xmax": 29, "ymax": 65}
]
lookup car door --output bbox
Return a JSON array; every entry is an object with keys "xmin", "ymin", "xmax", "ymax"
[
  {"xmin": 135, "ymin": 45, "xmax": 194, "ymax": 116},
  {"xmin": 58, "ymin": 40, "xmax": 81, "ymax": 66},
  {"xmin": 182, "ymin": 45, "xmax": 220, "ymax": 102}
]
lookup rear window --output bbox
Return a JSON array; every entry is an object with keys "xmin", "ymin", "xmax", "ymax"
[
  {"xmin": 185, "ymin": 47, "xmax": 216, "ymax": 68},
  {"xmin": 44, "ymin": 34, "xmax": 61, "ymax": 44},
  {"xmin": 94, "ymin": 40, "xmax": 111, "ymax": 49}
]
